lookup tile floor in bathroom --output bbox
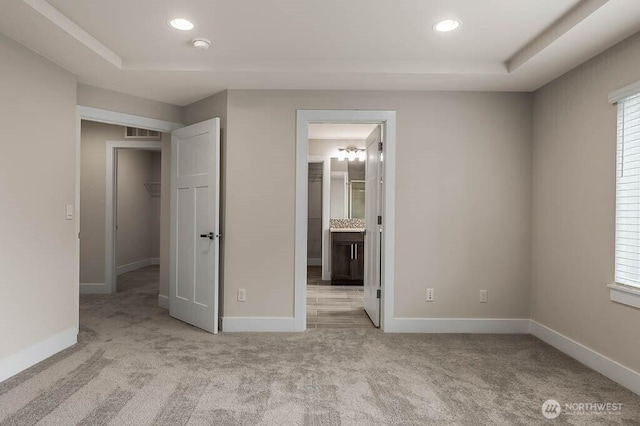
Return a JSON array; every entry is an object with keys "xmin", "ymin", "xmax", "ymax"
[{"xmin": 306, "ymin": 266, "xmax": 375, "ymax": 329}]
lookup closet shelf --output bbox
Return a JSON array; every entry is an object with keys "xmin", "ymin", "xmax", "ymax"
[{"xmin": 144, "ymin": 182, "xmax": 161, "ymax": 198}]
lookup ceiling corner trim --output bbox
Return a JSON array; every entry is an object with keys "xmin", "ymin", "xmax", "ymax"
[
  {"xmin": 21, "ymin": 0, "xmax": 123, "ymax": 69},
  {"xmin": 506, "ymin": 0, "xmax": 610, "ymax": 72}
]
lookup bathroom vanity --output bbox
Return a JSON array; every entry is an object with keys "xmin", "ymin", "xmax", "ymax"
[{"xmin": 330, "ymin": 229, "xmax": 365, "ymax": 285}]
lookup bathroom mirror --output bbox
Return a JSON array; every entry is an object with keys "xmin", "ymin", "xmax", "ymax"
[
  {"xmin": 329, "ymin": 159, "xmax": 366, "ymax": 219},
  {"xmin": 349, "ymin": 181, "xmax": 365, "ymax": 219}
]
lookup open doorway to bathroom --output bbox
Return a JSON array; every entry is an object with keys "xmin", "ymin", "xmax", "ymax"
[
  {"xmin": 296, "ymin": 110, "xmax": 396, "ymax": 332},
  {"xmin": 305, "ymin": 123, "xmax": 380, "ymax": 329}
]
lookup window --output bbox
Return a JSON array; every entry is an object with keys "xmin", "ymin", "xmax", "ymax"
[
  {"xmin": 610, "ymin": 89, "xmax": 640, "ymax": 309},
  {"xmin": 615, "ymin": 93, "xmax": 640, "ymax": 288}
]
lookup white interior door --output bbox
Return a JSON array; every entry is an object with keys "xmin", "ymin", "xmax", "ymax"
[
  {"xmin": 364, "ymin": 125, "xmax": 382, "ymax": 326},
  {"xmin": 170, "ymin": 119, "xmax": 220, "ymax": 333}
]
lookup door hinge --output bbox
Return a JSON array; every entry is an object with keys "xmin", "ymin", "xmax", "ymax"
[
  {"xmin": 377, "ymin": 215, "xmax": 382, "ymax": 225},
  {"xmin": 376, "ymin": 289, "xmax": 381, "ymax": 299},
  {"xmin": 378, "ymin": 141, "xmax": 383, "ymax": 152}
]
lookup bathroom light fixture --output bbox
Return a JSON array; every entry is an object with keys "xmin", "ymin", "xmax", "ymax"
[
  {"xmin": 169, "ymin": 18, "xmax": 194, "ymax": 31},
  {"xmin": 192, "ymin": 38, "xmax": 211, "ymax": 50},
  {"xmin": 338, "ymin": 146, "xmax": 365, "ymax": 162},
  {"xmin": 433, "ymin": 19, "xmax": 460, "ymax": 32}
]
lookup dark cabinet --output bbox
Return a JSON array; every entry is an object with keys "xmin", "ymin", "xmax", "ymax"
[{"xmin": 331, "ymin": 232, "xmax": 365, "ymax": 285}]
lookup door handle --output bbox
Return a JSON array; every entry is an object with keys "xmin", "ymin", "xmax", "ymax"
[
  {"xmin": 350, "ymin": 244, "xmax": 353, "ymax": 260},
  {"xmin": 200, "ymin": 232, "xmax": 214, "ymax": 240},
  {"xmin": 355, "ymin": 244, "xmax": 358, "ymax": 259}
]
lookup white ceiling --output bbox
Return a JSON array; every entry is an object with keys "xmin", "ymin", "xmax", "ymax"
[
  {"xmin": 1, "ymin": 0, "xmax": 640, "ymax": 106},
  {"xmin": 308, "ymin": 124, "xmax": 378, "ymax": 140}
]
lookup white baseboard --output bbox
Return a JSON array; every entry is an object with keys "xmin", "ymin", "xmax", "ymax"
[
  {"xmin": 0, "ymin": 327, "xmax": 77, "ymax": 383},
  {"xmin": 150, "ymin": 257, "xmax": 160, "ymax": 265},
  {"xmin": 384, "ymin": 318, "xmax": 531, "ymax": 334},
  {"xmin": 222, "ymin": 317, "xmax": 297, "ymax": 332},
  {"xmin": 80, "ymin": 283, "xmax": 110, "ymax": 294},
  {"xmin": 530, "ymin": 320, "xmax": 640, "ymax": 396},
  {"xmin": 158, "ymin": 294, "xmax": 169, "ymax": 310},
  {"xmin": 116, "ymin": 258, "xmax": 156, "ymax": 275},
  {"xmin": 307, "ymin": 258, "xmax": 322, "ymax": 266}
]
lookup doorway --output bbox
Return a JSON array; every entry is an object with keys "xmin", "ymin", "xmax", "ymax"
[
  {"xmin": 295, "ymin": 110, "xmax": 397, "ymax": 332},
  {"xmin": 111, "ymin": 145, "xmax": 162, "ymax": 294},
  {"xmin": 78, "ymin": 120, "xmax": 165, "ymax": 297},
  {"xmin": 306, "ymin": 125, "xmax": 377, "ymax": 329},
  {"xmin": 76, "ymin": 108, "xmax": 222, "ymax": 334}
]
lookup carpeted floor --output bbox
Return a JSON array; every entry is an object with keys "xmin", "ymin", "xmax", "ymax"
[{"xmin": 1, "ymin": 267, "xmax": 639, "ymax": 425}]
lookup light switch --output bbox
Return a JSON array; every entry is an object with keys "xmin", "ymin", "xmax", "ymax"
[
  {"xmin": 65, "ymin": 204, "xmax": 74, "ymax": 220},
  {"xmin": 237, "ymin": 289, "xmax": 246, "ymax": 302}
]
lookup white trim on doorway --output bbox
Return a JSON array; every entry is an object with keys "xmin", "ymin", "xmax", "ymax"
[
  {"xmin": 76, "ymin": 106, "xmax": 182, "ymax": 298},
  {"xmin": 104, "ymin": 140, "xmax": 161, "ymax": 294},
  {"xmin": 77, "ymin": 106, "xmax": 183, "ymax": 133},
  {"xmin": 295, "ymin": 110, "xmax": 397, "ymax": 332},
  {"xmin": 307, "ymin": 155, "xmax": 331, "ymax": 281}
]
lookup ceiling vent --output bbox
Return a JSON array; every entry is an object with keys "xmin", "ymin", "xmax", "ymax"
[{"xmin": 125, "ymin": 126, "xmax": 161, "ymax": 140}]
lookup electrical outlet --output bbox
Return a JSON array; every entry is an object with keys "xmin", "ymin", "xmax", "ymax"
[
  {"xmin": 237, "ymin": 289, "xmax": 246, "ymax": 302},
  {"xmin": 480, "ymin": 290, "xmax": 488, "ymax": 303},
  {"xmin": 426, "ymin": 288, "xmax": 435, "ymax": 302}
]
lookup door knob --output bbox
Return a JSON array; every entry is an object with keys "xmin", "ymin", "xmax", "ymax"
[{"xmin": 200, "ymin": 232, "xmax": 214, "ymax": 240}]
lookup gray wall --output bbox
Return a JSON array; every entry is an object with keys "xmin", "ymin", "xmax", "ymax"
[
  {"xmin": 80, "ymin": 121, "xmax": 169, "ymax": 287},
  {"xmin": 532, "ymin": 31, "xmax": 640, "ymax": 372},
  {"xmin": 77, "ymin": 84, "xmax": 184, "ymax": 124},
  {"xmin": 0, "ymin": 33, "xmax": 77, "ymax": 359},
  {"xmin": 150, "ymin": 152, "xmax": 161, "ymax": 258},
  {"xmin": 184, "ymin": 91, "xmax": 227, "ymax": 128},
  {"xmin": 116, "ymin": 149, "xmax": 160, "ymax": 268},
  {"xmin": 224, "ymin": 90, "xmax": 533, "ymax": 318}
]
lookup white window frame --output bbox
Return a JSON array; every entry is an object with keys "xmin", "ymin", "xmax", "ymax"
[{"xmin": 608, "ymin": 82, "xmax": 640, "ymax": 309}]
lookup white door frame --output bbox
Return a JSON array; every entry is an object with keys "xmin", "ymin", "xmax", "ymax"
[
  {"xmin": 307, "ymin": 156, "xmax": 331, "ymax": 281},
  {"xmin": 76, "ymin": 106, "xmax": 182, "ymax": 295},
  {"xmin": 295, "ymin": 110, "xmax": 396, "ymax": 332},
  {"xmin": 105, "ymin": 141, "xmax": 162, "ymax": 294}
]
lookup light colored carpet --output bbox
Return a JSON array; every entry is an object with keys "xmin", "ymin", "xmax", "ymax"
[{"xmin": 1, "ymin": 266, "xmax": 639, "ymax": 425}]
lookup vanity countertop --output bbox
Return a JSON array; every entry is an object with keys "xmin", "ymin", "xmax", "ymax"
[{"xmin": 330, "ymin": 228, "xmax": 365, "ymax": 233}]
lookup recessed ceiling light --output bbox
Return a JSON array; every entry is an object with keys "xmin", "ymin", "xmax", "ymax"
[
  {"xmin": 433, "ymin": 19, "xmax": 460, "ymax": 32},
  {"xmin": 169, "ymin": 18, "xmax": 194, "ymax": 31}
]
